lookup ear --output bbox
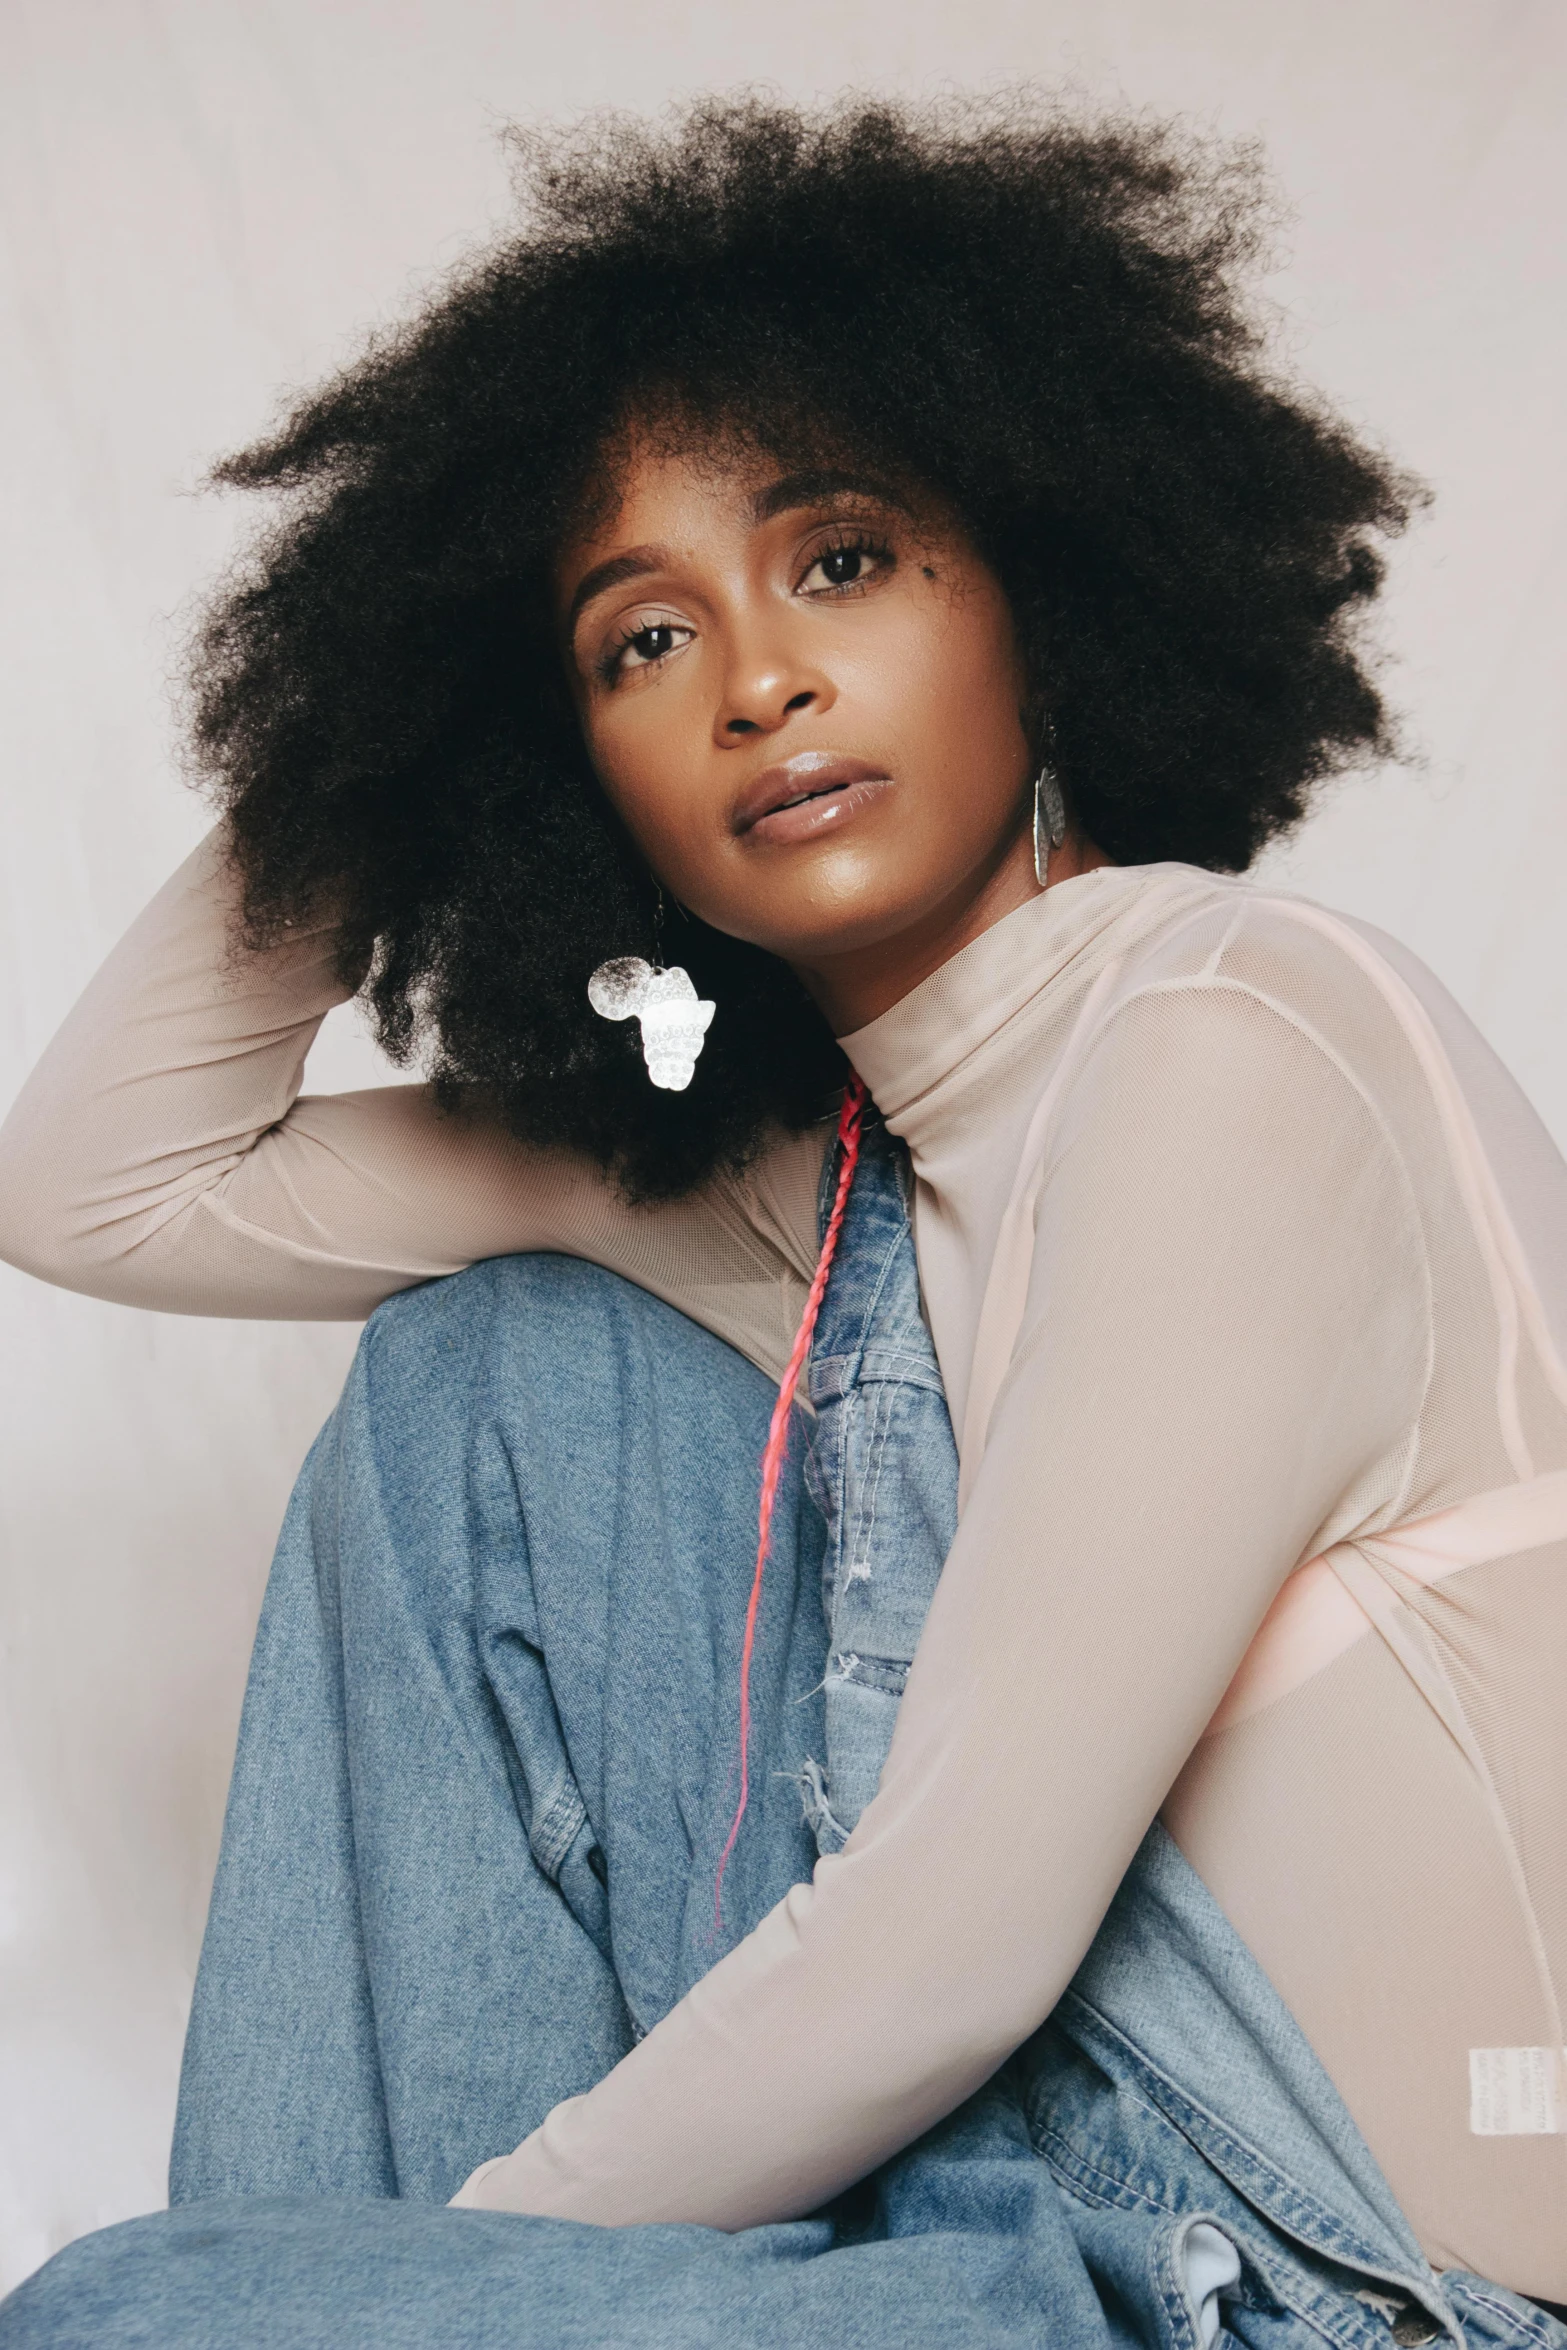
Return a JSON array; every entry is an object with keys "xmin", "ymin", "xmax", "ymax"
[{"xmin": 587, "ymin": 956, "xmax": 654, "ymax": 1020}]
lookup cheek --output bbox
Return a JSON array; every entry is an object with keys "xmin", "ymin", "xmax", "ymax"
[
  {"xmin": 580, "ymin": 687, "xmax": 706, "ymax": 856},
  {"xmin": 879, "ymin": 585, "xmax": 1026, "ymax": 779}
]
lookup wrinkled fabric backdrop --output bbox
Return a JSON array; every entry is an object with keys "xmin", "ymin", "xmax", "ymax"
[{"xmin": 1, "ymin": 0, "xmax": 1563, "ymax": 2293}]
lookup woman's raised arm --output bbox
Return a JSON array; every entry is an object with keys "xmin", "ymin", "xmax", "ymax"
[{"xmin": 0, "ymin": 830, "xmax": 819, "ymax": 1366}]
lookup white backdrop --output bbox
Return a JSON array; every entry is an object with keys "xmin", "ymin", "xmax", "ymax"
[{"xmin": 2, "ymin": 0, "xmax": 1564, "ymax": 2292}]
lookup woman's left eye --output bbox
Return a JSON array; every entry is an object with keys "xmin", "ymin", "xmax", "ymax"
[{"xmin": 799, "ymin": 536, "xmax": 892, "ymax": 595}]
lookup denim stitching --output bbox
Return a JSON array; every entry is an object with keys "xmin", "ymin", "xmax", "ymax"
[
  {"xmin": 1182, "ymin": 2219, "xmax": 1391, "ymax": 2350},
  {"xmin": 1460, "ymin": 2285, "xmax": 1567, "ymax": 2350},
  {"xmin": 857, "ymin": 1349, "xmax": 945, "ymax": 1389},
  {"xmin": 1035, "ymin": 2125, "xmax": 1181, "ymax": 2219},
  {"xmin": 838, "ymin": 1394, "xmax": 867, "ymax": 1595},
  {"xmin": 850, "ymin": 1373, "xmax": 897, "ymax": 1586},
  {"xmin": 1037, "ymin": 2113, "xmax": 1377, "ymax": 2350},
  {"xmin": 1059, "ymin": 1993, "xmax": 1411, "ymax": 2281},
  {"xmin": 828, "ymin": 1653, "xmax": 908, "ymax": 1696},
  {"xmin": 1155, "ymin": 2224, "xmax": 1198, "ymax": 2350},
  {"xmin": 528, "ymin": 1776, "xmax": 589, "ymax": 1882}
]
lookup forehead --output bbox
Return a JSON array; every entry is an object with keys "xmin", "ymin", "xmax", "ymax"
[
  {"xmin": 558, "ymin": 420, "xmax": 836, "ymax": 583},
  {"xmin": 577, "ymin": 432, "xmax": 772, "ymax": 553}
]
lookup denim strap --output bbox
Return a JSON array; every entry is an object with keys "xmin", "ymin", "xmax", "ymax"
[{"xmin": 803, "ymin": 1118, "xmax": 957, "ymax": 1850}]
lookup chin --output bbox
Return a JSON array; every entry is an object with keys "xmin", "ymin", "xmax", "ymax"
[{"xmin": 740, "ymin": 892, "xmax": 946, "ymax": 966}]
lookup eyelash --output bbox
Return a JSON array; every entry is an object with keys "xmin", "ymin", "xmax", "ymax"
[
  {"xmin": 797, "ymin": 526, "xmax": 896, "ymax": 598},
  {"xmin": 595, "ymin": 525, "xmax": 897, "ymax": 685}
]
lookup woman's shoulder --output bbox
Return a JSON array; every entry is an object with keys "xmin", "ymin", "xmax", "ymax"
[{"xmin": 1106, "ymin": 867, "xmax": 1459, "ymax": 1097}]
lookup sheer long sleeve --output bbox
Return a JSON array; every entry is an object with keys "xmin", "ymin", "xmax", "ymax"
[
  {"xmin": 454, "ymin": 981, "xmax": 1431, "ymax": 2229},
  {"xmin": 0, "ymin": 832, "xmax": 820, "ymax": 1372}
]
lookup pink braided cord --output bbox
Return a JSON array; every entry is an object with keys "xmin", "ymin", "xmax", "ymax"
[{"xmin": 712, "ymin": 1077, "xmax": 868, "ymax": 1928}]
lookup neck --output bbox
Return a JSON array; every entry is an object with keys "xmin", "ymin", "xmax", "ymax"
[{"xmin": 793, "ymin": 827, "xmax": 1112, "ymax": 1036}]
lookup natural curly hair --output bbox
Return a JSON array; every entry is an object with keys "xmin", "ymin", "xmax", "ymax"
[{"xmin": 190, "ymin": 93, "xmax": 1417, "ymax": 1199}]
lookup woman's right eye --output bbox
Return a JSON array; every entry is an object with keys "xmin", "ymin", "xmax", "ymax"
[{"xmin": 603, "ymin": 620, "xmax": 693, "ymax": 681}]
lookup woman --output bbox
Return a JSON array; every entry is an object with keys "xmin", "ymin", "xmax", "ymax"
[{"xmin": 0, "ymin": 96, "xmax": 1563, "ymax": 2348}]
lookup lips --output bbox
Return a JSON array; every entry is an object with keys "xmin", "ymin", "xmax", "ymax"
[{"xmin": 731, "ymin": 752, "xmax": 893, "ymax": 840}]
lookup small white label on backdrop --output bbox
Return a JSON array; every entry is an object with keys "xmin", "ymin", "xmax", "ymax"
[{"xmin": 1468, "ymin": 2046, "xmax": 1567, "ymax": 2135}]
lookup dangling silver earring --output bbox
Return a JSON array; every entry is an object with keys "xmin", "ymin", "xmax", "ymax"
[
  {"xmin": 1033, "ymin": 759, "xmax": 1067, "ymax": 889},
  {"xmin": 589, "ymin": 886, "xmax": 714, "ymax": 1092}
]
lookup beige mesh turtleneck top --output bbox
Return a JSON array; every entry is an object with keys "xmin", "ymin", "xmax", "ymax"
[{"xmin": 1, "ymin": 834, "xmax": 1564, "ymax": 2296}]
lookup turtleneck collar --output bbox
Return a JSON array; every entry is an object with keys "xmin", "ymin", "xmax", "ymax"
[{"xmin": 840, "ymin": 863, "xmax": 1200, "ymax": 1125}]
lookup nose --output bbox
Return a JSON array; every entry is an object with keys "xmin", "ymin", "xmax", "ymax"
[{"xmin": 714, "ymin": 629, "xmax": 834, "ymax": 744}]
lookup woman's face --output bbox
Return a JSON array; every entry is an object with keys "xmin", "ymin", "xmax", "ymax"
[{"xmin": 556, "ymin": 429, "xmax": 1055, "ymax": 1031}]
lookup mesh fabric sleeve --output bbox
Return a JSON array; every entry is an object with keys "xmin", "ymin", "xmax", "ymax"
[{"xmin": 0, "ymin": 830, "xmax": 820, "ymax": 1372}]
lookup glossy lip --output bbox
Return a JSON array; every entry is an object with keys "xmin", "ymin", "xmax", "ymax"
[{"xmin": 731, "ymin": 752, "xmax": 893, "ymax": 842}]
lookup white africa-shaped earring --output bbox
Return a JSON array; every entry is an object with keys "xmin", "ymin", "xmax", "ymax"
[{"xmin": 588, "ymin": 955, "xmax": 715, "ymax": 1091}]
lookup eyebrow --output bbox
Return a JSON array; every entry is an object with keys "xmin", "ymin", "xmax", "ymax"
[
  {"xmin": 750, "ymin": 469, "xmax": 912, "ymax": 524},
  {"xmin": 565, "ymin": 547, "xmax": 666, "ymax": 632}
]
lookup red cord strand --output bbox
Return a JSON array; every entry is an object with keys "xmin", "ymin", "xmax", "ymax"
[{"xmin": 712, "ymin": 1076, "xmax": 868, "ymax": 1927}]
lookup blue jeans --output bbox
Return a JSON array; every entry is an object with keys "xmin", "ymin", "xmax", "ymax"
[{"xmin": 3, "ymin": 1134, "xmax": 1561, "ymax": 2348}]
